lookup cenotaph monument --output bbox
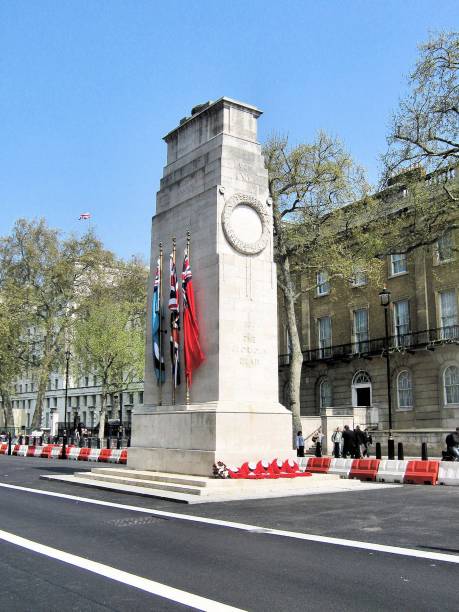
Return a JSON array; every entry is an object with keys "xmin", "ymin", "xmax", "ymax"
[{"xmin": 129, "ymin": 97, "xmax": 294, "ymax": 476}]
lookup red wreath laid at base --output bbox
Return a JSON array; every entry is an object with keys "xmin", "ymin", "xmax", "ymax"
[{"xmin": 212, "ymin": 458, "xmax": 312, "ymax": 479}]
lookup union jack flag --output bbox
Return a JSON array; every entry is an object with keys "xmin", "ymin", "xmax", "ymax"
[{"xmin": 169, "ymin": 253, "xmax": 181, "ymax": 388}]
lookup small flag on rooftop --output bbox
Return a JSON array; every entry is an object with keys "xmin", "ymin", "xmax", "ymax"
[{"xmin": 78, "ymin": 212, "xmax": 91, "ymax": 220}]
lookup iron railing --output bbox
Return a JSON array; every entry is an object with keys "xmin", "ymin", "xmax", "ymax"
[{"xmin": 279, "ymin": 325, "xmax": 459, "ymax": 367}]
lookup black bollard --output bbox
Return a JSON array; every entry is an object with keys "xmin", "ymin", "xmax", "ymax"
[
  {"xmin": 397, "ymin": 442, "xmax": 404, "ymax": 460},
  {"xmin": 106, "ymin": 437, "xmax": 111, "ymax": 449},
  {"xmin": 7, "ymin": 433, "xmax": 12, "ymax": 456},
  {"xmin": 39, "ymin": 436, "xmax": 43, "ymax": 446},
  {"xmin": 25, "ymin": 436, "xmax": 29, "ymax": 445},
  {"xmin": 97, "ymin": 437, "xmax": 100, "ymax": 449},
  {"xmin": 33, "ymin": 436, "xmax": 37, "ymax": 447},
  {"xmin": 375, "ymin": 442, "xmax": 382, "ymax": 459},
  {"xmin": 127, "ymin": 437, "xmax": 131, "ymax": 448},
  {"xmin": 61, "ymin": 434, "xmax": 67, "ymax": 460},
  {"xmin": 388, "ymin": 438, "xmax": 395, "ymax": 460},
  {"xmin": 421, "ymin": 442, "xmax": 428, "ymax": 461},
  {"xmin": 315, "ymin": 441, "xmax": 322, "ymax": 457},
  {"xmin": 116, "ymin": 436, "xmax": 121, "ymax": 450}
]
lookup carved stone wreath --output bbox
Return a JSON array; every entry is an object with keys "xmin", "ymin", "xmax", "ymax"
[{"xmin": 221, "ymin": 193, "xmax": 270, "ymax": 255}]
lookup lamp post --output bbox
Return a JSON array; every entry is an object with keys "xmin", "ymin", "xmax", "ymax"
[
  {"xmin": 61, "ymin": 350, "xmax": 71, "ymax": 460},
  {"xmin": 379, "ymin": 287, "xmax": 394, "ymax": 459}
]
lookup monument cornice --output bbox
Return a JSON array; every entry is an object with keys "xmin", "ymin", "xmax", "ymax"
[{"xmin": 162, "ymin": 96, "xmax": 262, "ymax": 141}]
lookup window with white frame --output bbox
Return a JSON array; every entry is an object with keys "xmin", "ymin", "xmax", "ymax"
[
  {"xmin": 353, "ymin": 308, "xmax": 369, "ymax": 352},
  {"xmin": 390, "ymin": 253, "xmax": 407, "ymax": 276},
  {"xmin": 318, "ymin": 316, "xmax": 332, "ymax": 358},
  {"xmin": 439, "ymin": 290, "xmax": 458, "ymax": 339},
  {"xmin": 351, "ymin": 266, "xmax": 367, "ymax": 287},
  {"xmin": 394, "ymin": 300, "xmax": 411, "ymax": 346},
  {"xmin": 436, "ymin": 232, "xmax": 454, "ymax": 263},
  {"xmin": 316, "ymin": 271, "xmax": 330, "ymax": 296},
  {"xmin": 319, "ymin": 378, "xmax": 333, "ymax": 409},
  {"xmin": 444, "ymin": 365, "xmax": 459, "ymax": 404},
  {"xmin": 397, "ymin": 370, "xmax": 413, "ymax": 409}
]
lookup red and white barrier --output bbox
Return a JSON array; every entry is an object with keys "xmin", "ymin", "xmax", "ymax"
[
  {"xmin": 0, "ymin": 442, "xmax": 127, "ymax": 465},
  {"xmin": 328, "ymin": 458, "xmax": 354, "ymax": 477},
  {"xmin": 375, "ymin": 460, "xmax": 408, "ymax": 483},
  {"xmin": 438, "ymin": 462, "xmax": 459, "ymax": 485}
]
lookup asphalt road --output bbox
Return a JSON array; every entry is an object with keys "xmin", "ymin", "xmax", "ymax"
[{"xmin": 0, "ymin": 455, "xmax": 457, "ymax": 611}]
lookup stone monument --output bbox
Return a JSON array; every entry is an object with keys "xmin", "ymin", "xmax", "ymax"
[{"xmin": 129, "ymin": 97, "xmax": 294, "ymax": 476}]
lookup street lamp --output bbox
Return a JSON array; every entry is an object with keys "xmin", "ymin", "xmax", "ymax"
[
  {"xmin": 379, "ymin": 287, "xmax": 394, "ymax": 459},
  {"xmin": 61, "ymin": 350, "xmax": 71, "ymax": 460}
]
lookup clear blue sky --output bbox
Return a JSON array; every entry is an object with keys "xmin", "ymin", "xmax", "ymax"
[{"xmin": 1, "ymin": 0, "xmax": 457, "ymax": 260}]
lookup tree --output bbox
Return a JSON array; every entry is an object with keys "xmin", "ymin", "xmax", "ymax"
[
  {"xmin": 73, "ymin": 297, "xmax": 145, "ymax": 440},
  {"xmin": 73, "ymin": 258, "xmax": 147, "ymax": 440},
  {"xmin": 383, "ymin": 31, "xmax": 458, "ymax": 186},
  {"xmin": 0, "ymin": 286, "xmax": 30, "ymax": 429},
  {"xmin": 0, "ymin": 219, "xmax": 113, "ymax": 430},
  {"xmin": 381, "ymin": 31, "xmax": 459, "ymax": 254},
  {"xmin": 263, "ymin": 133, "xmax": 381, "ymax": 441}
]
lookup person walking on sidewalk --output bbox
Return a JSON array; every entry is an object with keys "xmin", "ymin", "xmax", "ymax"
[
  {"xmin": 331, "ymin": 427, "xmax": 342, "ymax": 458},
  {"xmin": 296, "ymin": 431, "xmax": 305, "ymax": 457}
]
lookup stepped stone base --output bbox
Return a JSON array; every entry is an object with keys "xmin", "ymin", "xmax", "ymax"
[
  {"xmin": 41, "ymin": 467, "xmax": 397, "ymax": 504},
  {"xmin": 130, "ymin": 403, "xmax": 296, "ymax": 476}
]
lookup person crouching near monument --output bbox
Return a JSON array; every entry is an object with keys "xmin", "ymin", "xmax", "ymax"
[
  {"xmin": 445, "ymin": 427, "xmax": 459, "ymax": 461},
  {"xmin": 296, "ymin": 431, "xmax": 305, "ymax": 457},
  {"xmin": 331, "ymin": 427, "xmax": 342, "ymax": 458}
]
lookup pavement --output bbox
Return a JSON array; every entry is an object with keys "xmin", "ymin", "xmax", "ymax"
[{"xmin": 0, "ymin": 455, "xmax": 457, "ymax": 611}]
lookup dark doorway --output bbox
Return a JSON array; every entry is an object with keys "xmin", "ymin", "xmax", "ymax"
[{"xmin": 356, "ymin": 387, "xmax": 371, "ymax": 406}]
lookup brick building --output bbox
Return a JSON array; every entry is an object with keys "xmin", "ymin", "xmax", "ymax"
[{"xmin": 279, "ymin": 167, "xmax": 459, "ymax": 441}]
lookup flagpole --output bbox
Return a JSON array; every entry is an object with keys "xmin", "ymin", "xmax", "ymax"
[
  {"xmin": 172, "ymin": 237, "xmax": 176, "ymax": 406},
  {"xmin": 185, "ymin": 230, "xmax": 191, "ymax": 406},
  {"xmin": 158, "ymin": 242, "xmax": 163, "ymax": 406}
]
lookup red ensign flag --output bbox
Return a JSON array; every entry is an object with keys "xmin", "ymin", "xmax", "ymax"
[{"xmin": 181, "ymin": 253, "xmax": 204, "ymax": 385}]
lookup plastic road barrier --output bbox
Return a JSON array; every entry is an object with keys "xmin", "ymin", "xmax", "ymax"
[
  {"xmin": 438, "ymin": 462, "xmax": 459, "ymax": 485},
  {"xmin": 375, "ymin": 460, "xmax": 408, "ymax": 483},
  {"xmin": 329, "ymin": 458, "xmax": 354, "ymax": 477},
  {"xmin": 349, "ymin": 459, "xmax": 381, "ymax": 481},
  {"xmin": 404, "ymin": 460, "xmax": 439, "ymax": 485},
  {"xmin": 306, "ymin": 457, "xmax": 332, "ymax": 473}
]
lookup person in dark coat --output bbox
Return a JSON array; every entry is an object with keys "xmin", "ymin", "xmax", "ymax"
[
  {"xmin": 445, "ymin": 427, "xmax": 459, "ymax": 460},
  {"xmin": 342, "ymin": 425, "xmax": 356, "ymax": 458}
]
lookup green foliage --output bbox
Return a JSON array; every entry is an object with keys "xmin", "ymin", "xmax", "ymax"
[
  {"xmin": 383, "ymin": 31, "xmax": 459, "ymax": 180},
  {"xmin": 0, "ymin": 218, "xmax": 118, "ymax": 429}
]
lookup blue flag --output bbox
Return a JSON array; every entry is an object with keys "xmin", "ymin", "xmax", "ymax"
[{"xmin": 152, "ymin": 258, "xmax": 165, "ymax": 383}]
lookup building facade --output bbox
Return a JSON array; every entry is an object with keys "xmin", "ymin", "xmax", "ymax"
[
  {"xmin": 279, "ymin": 168, "xmax": 459, "ymax": 437},
  {"xmin": 2, "ymin": 370, "xmax": 143, "ymax": 436}
]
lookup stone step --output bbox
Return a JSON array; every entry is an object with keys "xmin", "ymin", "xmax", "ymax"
[
  {"xmin": 91, "ymin": 468, "xmax": 214, "ymax": 488},
  {"xmin": 41, "ymin": 474, "xmax": 198, "ymax": 503},
  {"xmin": 79, "ymin": 472, "xmax": 204, "ymax": 495},
  {"xmin": 41, "ymin": 471, "xmax": 397, "ymax": 504}
]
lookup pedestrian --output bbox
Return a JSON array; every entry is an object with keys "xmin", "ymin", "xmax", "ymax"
[
  {"xmin": 296, "ymin": 431, "xmax": 305, "ymax": 457},
  {"xmin": 354, "ymin": 425, "xmax": 366, "ymax": 458},
  {"xmin": 445, "ymin": 427, "xmax": 459, "ymax": 461},
  {"xmin": 316, "ymin": 427, "xmax": 324, "ymax": 454},
  {"xmin": 342, "ymin": 425, "xmax": 356, "ymax": 458},
  {"xmin": 331, "ymin": 427, "xmax": 342, "ymax": 458},
  {"xmin": 363, "ymin": 428, "xmax": 373, "ymax": 457},
  {"xmin": 74, "ymin": 428, "xmax": 80, "ymax": 443}
]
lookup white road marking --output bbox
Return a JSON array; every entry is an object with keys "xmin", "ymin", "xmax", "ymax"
[
  {"xmin": 0, "ymin": 528, "xmax": 244, "ymax": 612},
  {"xmin": 0, "ymin": 482, "xmax": 458, "ymax": 565}
]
